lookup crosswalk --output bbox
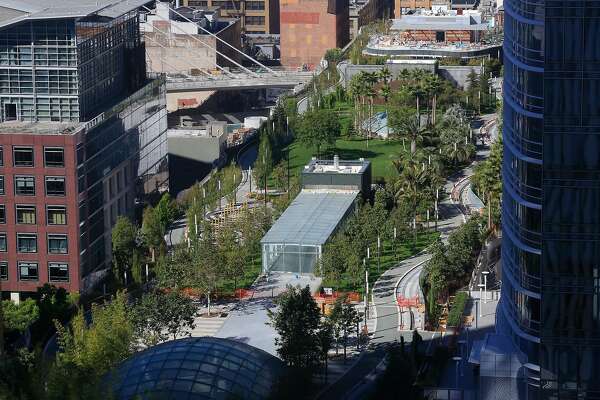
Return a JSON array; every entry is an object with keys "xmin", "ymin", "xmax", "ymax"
[{"xmin": 190, "ymin": 316, "xmax": 227, "ymax": 337}]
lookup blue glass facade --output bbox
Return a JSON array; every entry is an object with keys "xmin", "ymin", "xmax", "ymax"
[{"xmin": 502, "ymin": 0, "xmax": 600, "ymax": 397}]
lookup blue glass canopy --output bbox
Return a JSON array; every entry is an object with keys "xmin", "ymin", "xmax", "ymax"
[{"xmin": 109, "ymin": 337, "xmax": 285, "ymax": 400}]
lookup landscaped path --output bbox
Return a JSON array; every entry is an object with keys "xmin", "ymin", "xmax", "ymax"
[{"xmin": 317, "ymin": 114, "xmax": 497, "ymax": 399}]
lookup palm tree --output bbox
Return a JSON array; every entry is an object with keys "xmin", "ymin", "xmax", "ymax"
[
  {"xmin": 378, "ymin": 67, "xmax": 392, "ymax": 85},
  {"xmin": 392, "ymin": 157, "xmax": 429, "ymax": 243},
  {"xmin": 408, "ymin": 81, "xmax": 426, "ymax": 126},
  {"xmin": 425, "ymin": 75, "xmax": 444, "ymax": 125},
  {"xmin": 390, "ymin": 110, "xmax": 431, "ymax": 154}
]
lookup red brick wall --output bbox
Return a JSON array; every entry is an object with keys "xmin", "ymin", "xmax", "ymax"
[
  {"xmin": 0, "ymin": 133, "xmax": 81, "ymax": 294},
  {"xmin": 280, "ymin": 0, "xmax": 349, "ymax": 68},
  {"xmin": 401, "ymin": 29, "xmax": 474, "ymax": 43}
]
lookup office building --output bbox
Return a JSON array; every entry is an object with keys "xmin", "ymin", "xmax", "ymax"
[
  {"xmin": 280, "ymin": 0, "xmax": 350, "ymax": 69},
  {"xmin": 488, "ymin": 0, "xmax": 600, "ymax": 397},
  {"xmin": 0, "ymin": 0, "xmax": 168, "ymax": 298},
  {"xmin": 183, "ymin": 0, "xmax": 280, "ymax": 34}
]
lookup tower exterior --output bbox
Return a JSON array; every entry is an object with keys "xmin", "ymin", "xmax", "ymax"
[
  {"xmin": 0, "ymin": 1, "xmax": 169, "ymax": 297},
  {"xmin": 500, "ymin": 0, "xmax": 600, "ymax": 397}
]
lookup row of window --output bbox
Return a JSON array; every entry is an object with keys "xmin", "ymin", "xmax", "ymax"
[
  {"xmin": 0, "ymin": 232, "xmax": 68, "ymax": 254},
  {"xmin": 0, "ymin": 205, "xmax": 66, "ymax": 225},
  {"xmin": 0, "ymin": 175, "xmax": 66, "ymax": 196},
  {"xmin": 0, "ymin": 261, "xmax": 68, "ymax": 282},
  {"xmin": 0, "ymin": 146, "xmax": 64, "ymax": 167}
]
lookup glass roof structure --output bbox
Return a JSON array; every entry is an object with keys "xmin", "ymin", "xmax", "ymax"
[
  {"xmin": 261, "ymin": 190, "xmax": 358, "ymax": 246},
  {"xmin": 261, "ymin": 190, "xmax": 358, "ymax": 274},
  {"xmin": 108, "ymin": 337, "xmax": 286, "ymax": 400}
]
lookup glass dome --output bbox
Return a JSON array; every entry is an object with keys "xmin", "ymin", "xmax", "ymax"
[{"xmin": 109, "ymin": 337, "xmax": 285, "ymax": 400}]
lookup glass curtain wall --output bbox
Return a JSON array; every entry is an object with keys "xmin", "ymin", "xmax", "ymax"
[{"xmin": 262, "ymin": 243, "xmax": 321, "ymax": 274}]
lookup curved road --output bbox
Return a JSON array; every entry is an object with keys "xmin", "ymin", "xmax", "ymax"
[{"xmin": 322, "ymin": 114, "xmax": 498, "ymax": 399}]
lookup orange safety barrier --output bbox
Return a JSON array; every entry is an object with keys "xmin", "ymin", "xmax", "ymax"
[
  {"xmin": 313, "ymin": 291, "xmax": 361, "ymax": 304},
  {"xmin": 397, "ymin": 295, "xmax": 420, "ymax": 308},
  {"xmin": 234, "ymin": 288, "xmax": 254, "ymax": 299}
]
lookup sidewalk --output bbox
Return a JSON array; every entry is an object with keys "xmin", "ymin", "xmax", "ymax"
[{"xmin": 317, "ymin": 116, "xmax": 497, "ymax": 398}]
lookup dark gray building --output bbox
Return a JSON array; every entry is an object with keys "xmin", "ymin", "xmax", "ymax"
[{"xmin": 301, "ymin": 156, "xmax": 371, "ymax": 198}]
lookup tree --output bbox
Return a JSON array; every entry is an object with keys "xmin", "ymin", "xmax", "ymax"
[
  {"xmin": 389, "ymin": 108, "xmax": 431, "ymax": 154},
  {"xmin": 49, "ymin": 291, "xmax": 134, "ymax": 399},
  {"xmin": 253, "ymin": 132, "xmax": 273, "ymax": 194},
  {"xmin": 141, "ymin": 205, "xmax": 163, "ymax": 262},
  {"xmin": 111, "ymin": 216, "xmax": 138, "ymax": 282},
  {"xmin": 268, "ymin": 286, "xmax": 323, "ymax": 373},
  {"xmin": 132, "ymin": 290, "xmax": 197, "ymax": 346},
  {"xmin": 2, "ymin": 299, "xmax": 39, "ymax": 333},
  {"xmin": 324, "ymin": 48, "xmax": 343, "ymax": 64},
  {"xmin": 328, "ymin": 297, "xmax": 361, "ymax": 362},
  {"xmin": 192, "ymin": 223, "xmax": 224, "ymax": 316},
  {"xmin": 155, "ymin": 192, "xmax": 178, "ymax": 233},
  {"xmin": 296, "ymin": 108, "xmax": 341, "ymax": 157},
  {"xmin": 218, "ymin": 222, "xmax": 248, "ymax": 293},
  {"xmin": 425, "ymin": 74, "xmax": 443, "ymax": 125},
  {"xmin": 272, "ymin": 163, "xmax": 288, "ymax": 192},
  {"xmin": 466, "ymin": 69, "xmax": 480, "ymax": 111}
]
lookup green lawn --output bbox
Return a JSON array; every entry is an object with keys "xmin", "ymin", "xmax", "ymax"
[
  {"xmin": 286, "ymin": 136, "xmax": 406, "ymax": 180},
  {"xmin": 322, "ymin": 230, "xmax": 440, "ymax": 294}
]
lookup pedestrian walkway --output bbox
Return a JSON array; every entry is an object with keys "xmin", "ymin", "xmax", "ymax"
[
  {"xmin": 319, "ymin": 116, "xmax": 497, "ymax": 398},
  {"xmin": 190, "ymin": 316, "xmax": 227, "ymax": 337}
]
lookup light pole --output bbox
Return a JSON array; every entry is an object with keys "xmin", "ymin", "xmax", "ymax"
[
  {"xmin": 452, "ymin": 356, "xmax": 462, "ymax": 388},
  {"xmin": 377, "ymin": 236, "xmax": 381, "ymax": 273},
  {"xmin": 478, "ymin": 283, "xmax": 485, "ymax": 318},
  {"xmin": 218, "ymin": 179, "xmax": 222, "ymax": 210},
  {"xmin": 249, "ymin": 166, "xmax": 252, "ymax": 194},
  {"xmin": 482, "ymin": 270, "xmax": 490, "ymax": 304}
]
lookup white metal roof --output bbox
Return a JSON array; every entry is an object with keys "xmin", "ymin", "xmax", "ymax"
[
  {"xmin": 261, "ymin": 190, "xmax": 359, "ymax": 246},
  {"xmin": 0, "ymin": 0, "xmax": 151, "ymax": 28}
]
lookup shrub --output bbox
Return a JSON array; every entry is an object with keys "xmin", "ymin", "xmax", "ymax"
[{"xmin": 447, "ymin": 291, "xmax": 469, "ymax": 327}]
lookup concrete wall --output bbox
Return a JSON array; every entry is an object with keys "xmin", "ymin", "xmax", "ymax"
[
  {"xmin": 438, "ymin": 65, "xmax": 482, "ymax": 89},
  {"xmin": 144, "ymin": 19, "xmax": 241, "ymax": 74},
  {"xmin": 166, "ymin": 90, "xmax": 215, "ymax": 112},
  {"xmin": 338, "ymin": 60, "xmax": 437, "ymax": 86},
  {"xmin": 167, "ymin": 131, "xmax": 226, "ymax": 164}
]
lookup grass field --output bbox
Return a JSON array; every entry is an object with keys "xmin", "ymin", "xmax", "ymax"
[
  {"xmin": 285, "ymin": 136, "xmax": 406, "ymax": 180},
  {"xmin": 322, "ymin": 230, "xmax": 439, "ymax": 294}
]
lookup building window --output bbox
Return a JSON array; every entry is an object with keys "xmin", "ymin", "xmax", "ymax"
[
  {"xmin": 245, "ymin": 16, "xmax": 265, "ymax": 25},
  {"xmin": 0, "ymin": 233, "xmax": 6, "ymax": 252},
  {"xmin": 49, "ymin": 262, "xmax": 69, "ymax": 282},
  {"xmin": 0, "ymin": 261, "xmax": 7, "ymax": 280},
  {"xmin": 14, "ymin": 176, "xmax": 35, "ymax": 196},
  {"xmin": 188, "ymin": 0, "xmax": 208, "ymax": 5},
  {"xmin": 17, "ymin": 233, "xmax": 37, "ymax": 253},
  {"xmin": 45, "ymin": 176, "xmax": 65, "ymax": 196},
  {"xmin": 47, "ymin": 234, "xmax": 68, "ymax": 254},
  {"xmin": 246, "ymin": 1, "xmax": 265, "ymax": 9},
  {"xmin": 0, "ymin": 205, "xmax": 5, "ymax": 224},
  {"xmin": 18, "ymin": 261, "xmax": 38, "ymax": 281},
  {"xmin": 0, "ymin": 176, "xmax": 4, "ymax": 195},
  {"xmin": 0, "ymin": 146, "xmax": 3, "ymax": 166},
  {"xmin": 16, "ymin": 205, "xmax": 36, "ymax": 224},
  {"xmin": 44, "ymin": 147, "xmax": 65, "ymax": 167},
  {"xmin": 47, "ymin": 205, "xmax": 67, "ymax": 225},
  {"xmin": 13, "ymin": 146, "xmax": 34, "ymax": 167}
]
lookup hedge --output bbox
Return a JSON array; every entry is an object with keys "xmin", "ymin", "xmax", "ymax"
[{"xmin": 447, "ymin": 291, "xmax": 469, "ymax": 328}]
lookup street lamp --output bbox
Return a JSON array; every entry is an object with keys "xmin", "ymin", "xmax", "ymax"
[
  {"xmin": 482, "ymin": 270, "xmax": 490, "ymax": 304},
  {"xmin": 452, "ymin": 356, "xmax": 462, "ymax": 388},
  {"xmin": 478, "ymin": 283, "xmax": 485, "ymax": 318}
]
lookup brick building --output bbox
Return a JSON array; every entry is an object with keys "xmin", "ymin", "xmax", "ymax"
[
  {"xmin": 0, "ymin": 0, "xmax": 168, "ymax": 299},
  {"xmin": 183, "ymin": 0, "xmax": 280, "ymax": 34},
  {"xmin": 280, "ymin": 0, "xmax": 350, "ymax": 68}
]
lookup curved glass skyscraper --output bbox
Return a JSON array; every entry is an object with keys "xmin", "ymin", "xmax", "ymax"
[{"xmin": 501, "ymin": 0, "xmax": 600, "ymax": 397}]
